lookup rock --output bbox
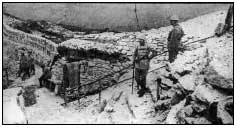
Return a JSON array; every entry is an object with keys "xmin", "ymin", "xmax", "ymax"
[
  {"xmin": 204, "ymin": 66, "xmax": 233, "ymax": 90},
  {"xmin": 191, "ymin": 84, "xmax": 227, "ymax": 104},
  {"xmin": 183, "ymin": 105, "xmax": 193, "ymax": 117},
  {"xmin": 185, "ymin": 117, "xmax": 212, "ymax": 124},
  {"xmin": 216, "ymin": 96, "xmax": 233, "ymax": 124},
  {"xmin": 165, "ymin": 99, "xmax": 186, "ymax": 124},
  {"xmin": 159, "ymin": 88, "xmax": 184, "ymax": 106},
  {"xmin": 191, "ymin": 102, "xmax": 207, "ymax": 114},
  {"xmin": 155, "ymin": 99, "xmax": 171, "ymax": 111},
  {"xmin": 170, "ymin": 89, "xmax": 184, "ymax": 105},
  {"xmin": 176, "ymin": 108, "xmax": 186, "ymax": 124},
  {"xmin": 161, "ymin": 77, "xmax": 174, "ymax": 88},
  {"xmin": 178, "ymin": 74, "xmax": 196, "ymax": 91},
  {"xmin": 156, "ymin": 110, "xmax": 170, "ymax": 122}
]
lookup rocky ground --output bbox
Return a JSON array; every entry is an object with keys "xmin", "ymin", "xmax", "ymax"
[{"xmin": 3, "ymin": 10, "xmax": 233, "ymax": 124}]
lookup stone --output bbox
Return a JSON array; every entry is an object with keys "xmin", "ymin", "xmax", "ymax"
[
  {"xmin": 184, "ymin": 117, "xmax": 212, "ymax": 124},
  {"xmin": 183, "ymin": 105, "xmax": 193, "ymax": 117},
  {"xmin": 176, "ymin": 109, "xmax": 186, "ymax": 124},
  {"xmin": 155, "ymin": 99, "xmax": 171, "ymax": 111},
  {"xmin": 165, "ymin": 99, "xmax": 186, "ymax": 124},
  {"xmin": 216, "ymin": 96, "xmax": 233, "ymax": 124},
  {"xmin": 170, "ymin": 89, "xmax": 185, "ymax": 105},
  {"xmin": 204, "ymin": 66, "xmax": 233, "ymax": 90},
  {"xmin": 161, "ymin": 78, "xmax": 174, "ymax": 88},
  {"xmin": 191, "ymin": 84, "xmax": 227, "ymax": 104},
  {"xmin": 178, "ymin": 75, "xmax": 196, "ymax": 91},
  {"xmin": 191, "ymin": 102, "xmax": 207, "ymax": 114}
]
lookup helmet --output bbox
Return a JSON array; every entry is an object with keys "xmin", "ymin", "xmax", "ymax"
[
  {"xmin": 170, "ymin": 15, "xmax": 179, "ymax": 21},
  {"xmin": 136, "ymin": 34, "xmax": 146, "ymax": 40}
]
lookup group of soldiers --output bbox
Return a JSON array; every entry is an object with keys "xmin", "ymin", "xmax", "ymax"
[
  {"xmin": 18, "ymin": 51, "xmax": 35, "ymax": 81},
  {"xmin": 133, "ymin": 15, "xmax": 184, "ymax": 97}
]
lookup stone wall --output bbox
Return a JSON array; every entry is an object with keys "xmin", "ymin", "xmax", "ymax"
[{"xmin": 3, "ymin": 23, "xmax": 58, "ymax": 59}]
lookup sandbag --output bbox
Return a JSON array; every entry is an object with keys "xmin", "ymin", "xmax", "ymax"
[{"xmin": 63, "ymin": 62, "xmax": 81, "ymax": 88}]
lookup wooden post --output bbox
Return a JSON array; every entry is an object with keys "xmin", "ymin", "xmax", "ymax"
[
  {"xmin": 78, "ymin": 64, "xmax": 81, "ymax": 105},
  {"xmin": 99, "ymin": 81, "xmax": 101, "ymax": 104},
  {"xmin": 156, "ymin": 78, "xmax": 161, "ymax": 101},
  {"xmin": 5, "ymin": 68, "xmax": 9, "ymax": 88}
]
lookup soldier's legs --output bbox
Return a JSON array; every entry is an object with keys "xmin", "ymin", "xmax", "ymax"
[
  {"xmin": 135, "ymin": 68, "xmax": 141, "ymax": 90},
  {"xmin": 168, "ymin": 48, "xmax": 178, "ymax": 63},
  {"xmin": 29, "ymin": 64, "xmax": 35, "ymax": 75},
  {"xmin": 39, "ymin": 75, "xmax": 45, "ymax": 88},
  {"xmin": 18, "ymin": 67, "xmax": 23, "ymax": 77},
  {"xmin": 138, "ymin": 69, "xmax": 148, "ymax": 97},
  {"xmin": 21, "ymin": 68, "xmax": 27, "ymax": 81},
  {"xmin": 25, "ymin": 67, "xmax": 31, "ymax": 78}
]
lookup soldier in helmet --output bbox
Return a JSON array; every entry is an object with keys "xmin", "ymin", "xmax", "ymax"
[
  {"xmin": 167, "ymin": 15, "xmax": 184, "ymax": 63},
  {"xmin": 133, "ymin": 34, "xmax": 154, "ymax": 97}
]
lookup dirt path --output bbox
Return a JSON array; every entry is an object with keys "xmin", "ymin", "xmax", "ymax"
[
  {"xmin": 22, "ymin": 69, "xmax": 157, "ymax": 124},
  {"xmin": 3, "ymin": 65, "xmax": 42, "ymax": 124}
]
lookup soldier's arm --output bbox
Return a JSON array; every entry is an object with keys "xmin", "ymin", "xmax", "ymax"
[{"xmin": 167, "ymin": 31, "xmax": 172, "ymax": 42}]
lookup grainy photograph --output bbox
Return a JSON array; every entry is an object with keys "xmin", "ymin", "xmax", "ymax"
[{"xmin": 2, "ymin": 2, "xmax": 233, "ymax": 124}]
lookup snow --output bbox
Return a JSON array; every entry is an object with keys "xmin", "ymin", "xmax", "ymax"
[{"xmin": 3, "ymin": 9, "xmax": 233, "ymax": 124}]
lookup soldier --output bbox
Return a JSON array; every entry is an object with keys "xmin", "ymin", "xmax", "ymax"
[
  {"xmin": 133, "ymin": 34, "xmax": 154, "ymax": 97},
  {"xmin": 39, "ymin": 61, "xmax": 52, "ymax": 88},
  {"xmin": 167, "ymin": 15, "xmax": 184, "ymax": 63},
  {"xmin": 18, "ymin": 53, "xmax": 29, "ymax": 80},
  {"xmin": 28, "ymin": 51, "xmax": 35, "ymax": 75}
]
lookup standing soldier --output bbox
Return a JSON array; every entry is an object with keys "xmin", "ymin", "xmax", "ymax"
[
  {"xmin": 18, "ymin": 53, "xmax": 29, "ymax": 80},
  {"xmin": 167, "ymin": 15, "xmax": 184, "ymax": 63},
  {"xmin": 39, "ymin": 61, "xmax": 52, "ymax": 88},
  {"xmin": 28, "ymin": 51, "xmax": 35, "ymax": 75},
  {"xmin": 133, "ymin": 34, "xmax": 154, "ymax": 97}
]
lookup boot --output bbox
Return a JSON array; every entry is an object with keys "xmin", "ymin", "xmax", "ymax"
[
  {"xmin": 138, "ymin": 89, "xmax": 145, "ymax": 97},
  {"xmin": 137, "ymin": 88, "xmax": 142, "ymax": 95}
]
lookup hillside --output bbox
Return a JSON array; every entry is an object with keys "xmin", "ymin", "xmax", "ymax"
[
  {"xmin": 3, "ymin": 8, "xmax": 233, "ymax": 124},
  {"xmin": 3, "ymin": 3, "xmax": 229, "ymax": 31}
]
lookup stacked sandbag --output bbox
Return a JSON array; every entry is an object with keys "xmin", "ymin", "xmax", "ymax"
[
  {"xmin": 58, "ymin": 39, "xmax": 128, "ymax": 62},
  {"xmin": 59, "ymin": 58, "xmax": 128, "ymax": 97}
]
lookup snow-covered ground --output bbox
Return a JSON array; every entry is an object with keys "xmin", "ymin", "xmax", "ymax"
[{"xmin": 3, "ymin": 10, "xmax": 233, "ymax": 124}]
